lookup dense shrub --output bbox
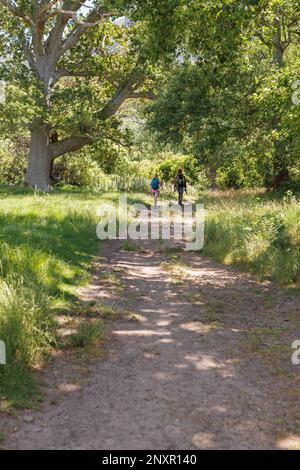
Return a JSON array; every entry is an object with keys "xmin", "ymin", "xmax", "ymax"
[
  {"xmin": 0, "ymin": 139, "xmax": 27, "ymax": 184},
  {"xmin": 53, "ymin": 150, "xmax": 109, "ymax": 187},
  {"xmin": 54, "ymin": 149, "xmax": 148, "ymax": 189},
  {"xmin": 149, "ymin": 152, "xmax": 203, "ymax": 184}
]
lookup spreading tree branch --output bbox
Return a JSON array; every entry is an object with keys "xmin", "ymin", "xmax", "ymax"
[
  {"xmin": 45, "ymin": 0, "xmax": 83, "ymax": 56},
  {"xmin": 128, "ymin": 90, "xmax": 156, "ymax": 100},
  {"xmin": 0, "ymin": 0, "xmax": 34, "ymax": 27},
  {"xmin": 49, "ymin": 135, "xmax": 95, "ymax": 159},
  {"xmin": 61, "ymin": 6, "xmax": 110, "ymax": 54},
  {"xmin": 53, "ymin": 67, "xmax": 94, "ymax": 82},
  {"xmin": 50, "ymin": 68, "xmax": 156, "ymax": 159},
  {"xmin": 96, "ymin": 69, "xmax": 146, "ymax": 120}
]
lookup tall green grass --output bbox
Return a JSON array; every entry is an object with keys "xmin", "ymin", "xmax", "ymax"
[
  {"xmin": 2, "ymin": 184, "xmax": 298, "ymax": 407},
  {"xmin": 199, "ymin": 189, "xmax": 300, "ymax": 287},
  {"xmin": 0, "ymin": 185, "xmax": 150, "ymax": 407}
]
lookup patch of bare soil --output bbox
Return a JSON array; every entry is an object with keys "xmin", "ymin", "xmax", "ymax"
[{"xmin": 2, "ymin": 233, "xmax": 300, "ymax": 449}]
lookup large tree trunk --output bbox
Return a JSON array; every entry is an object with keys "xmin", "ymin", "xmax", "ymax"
[
  {"xmin": 26, "ymin": 120, "xmax": 52, "ymax": 191},
  {"xmin": 25, "ymin": 113, "xmax": 96, "ymax": 191}
]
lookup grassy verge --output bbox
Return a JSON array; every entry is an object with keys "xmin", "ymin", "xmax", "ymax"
[
  {"xmin": 198, "ymin": 189, "xmax": 300, "ymax": 288},
  {"xmin": 2, "ymin": 184, "xmax": 298, "ymax": 408},
  {"xmin": 0, "ymin": 184, "xmax": 151, "ymax": 408}
]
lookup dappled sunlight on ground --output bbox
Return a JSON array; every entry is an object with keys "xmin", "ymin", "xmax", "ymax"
[
  {"xmin": 180, "ymin": 321, "xmax": 219, "ymax": 333},
  {"xmin": 57, "ymin": 383, "xmax": 81, "ymax": 394},
  {"xmin": 277, "ymin": 435, "xmax": 300, "ymax": 450},
  {"xmin": 4, "ymin": 235, "xmax": 300, "ymax": 450},
  {"xmin": 184, "ymin": 353, "xmax": 226, "ymax": 371},
  {"xmin": 192, "ymin": 432, "xmax": 216, "ymax": 449},
  {"xmin": 114, "ymin": 329, "xmax": 171, "ymax": 337}
]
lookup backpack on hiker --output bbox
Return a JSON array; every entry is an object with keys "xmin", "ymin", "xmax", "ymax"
[
  {"xmin": 177, "ymin": 175, "xmax": 186, "ymax": 188},
  {"xmin": 151, "ymin": 177, "xmax": 160, "ymax": 190}
]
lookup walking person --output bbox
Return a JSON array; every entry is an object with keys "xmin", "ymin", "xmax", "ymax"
[
  {"xmin": 174, "ymin": 168, "xmax": 187, "ymax": 206},
  {"xmin": 151, "ymin": 174, "xmax": 160, "ymax": 206}
]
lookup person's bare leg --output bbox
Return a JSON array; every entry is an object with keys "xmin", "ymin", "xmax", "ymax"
[{"xmin": 178, "ymin": 188, "xmax": 183, "ymax": 206}]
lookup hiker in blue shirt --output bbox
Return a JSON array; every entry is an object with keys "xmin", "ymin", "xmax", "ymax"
[{"xmin": 151, "ymin": 174, "xmax": 160, "ymax": 206}]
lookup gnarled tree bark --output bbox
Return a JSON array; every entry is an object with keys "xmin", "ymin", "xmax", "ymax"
[{"xmin": 26, "ymin": 119, "xmax": 52, "ymax": 191}]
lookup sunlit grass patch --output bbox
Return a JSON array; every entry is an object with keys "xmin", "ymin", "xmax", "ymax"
[
  {"xmin": 0, "ymin": 185, "xmax": 124, "ymax": 407},
  {"xmin": 64, "ymin": 300, "xmax": 119, "ymax": 321},
  {"xmin": 180, "ymin": 321, "xmax": 221, "ymax": 333},
  {"xmin": 96, "ymin": 302, "xmax": 119, "ymax": 320},
  {"xmin": 0, "ymin": 365, "xmax": 42, "ymax": 409},
  {"xmin": 160, "ymin": 255, "xmax": 189, "ymax": 284},
  {"xmin": 68, "ymin": 320, "xmax": 105, "ymax": 350},
  {"xmin": 99, "ymin": 272, "xmax": 124, "ymax": 292},
  {"xmin": 126, "ymin": 312, "xmax": 147, "ymax": 323},
  {"xmin": 121, "ymin": 240, "xmax": 147, "ymax": 252},
  {"xmin": 0, "ymin": 430, "xmax": 5, "ymax": 446},
  {"xmin": 242, "ymin": 326, "xmax": 290, "ymax": 365},
  {"xmin": 198, "ymin": 189, "xmax": 300, "ymax": 287},
  {"xmin": 161, "ymin": 244, "xmax": 185, "ymax": 254}
]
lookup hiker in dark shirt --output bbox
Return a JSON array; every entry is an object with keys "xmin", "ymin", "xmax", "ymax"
[{"xmin": 174, "ymin": 169, "xmax": 187, "ymax": 206}]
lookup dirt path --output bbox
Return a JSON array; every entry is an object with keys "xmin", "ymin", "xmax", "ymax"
[{"xmin": 3, "ymin": 231, "xmax": 300, "ymax": 449}]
